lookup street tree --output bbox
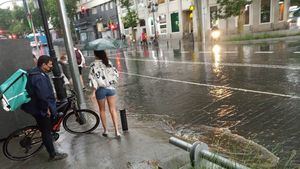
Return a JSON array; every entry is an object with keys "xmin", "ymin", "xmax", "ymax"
[
  {"xmin": 0, "ymin": 9, "xmax": 12, "ymax": 31},
  {"xmin": 216, "ymin": 0, "xmax": 252, "ymax": 34},
  {"xmin": 45, "ymin": 0, "xmax": 77, "ymax": 37},
  {"xmin": 119, "ymin": 0, "xmax": 139, "ymax": 41},
  {"xmin": 9, "ymin": 6, "xmax": 31, "ymax": 35}
]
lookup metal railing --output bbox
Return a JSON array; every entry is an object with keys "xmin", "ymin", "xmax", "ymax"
[{"xmin": 169, "ymin": 137, "xmax": 250, "ymax": 169}]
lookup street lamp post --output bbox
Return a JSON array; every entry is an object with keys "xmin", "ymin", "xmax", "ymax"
[
  {"xmin": 36, "ymin": 0, "xmax": 67, "ymax": 100},
  {"xmin": 148, "ymin": 1, "xmax": 158, "ymax": 46},
  {"xmin": 114, "ymin": 0, "xmax": 122, "ymax": 39}
]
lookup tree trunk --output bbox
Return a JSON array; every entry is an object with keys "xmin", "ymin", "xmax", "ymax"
[
  {"xmin": 131, "ymin": 27, "xmax": 136, "ymax": 43},
  {"xmin": 237, "ymin": 8, "xmax": 245, "ymax": 34}
]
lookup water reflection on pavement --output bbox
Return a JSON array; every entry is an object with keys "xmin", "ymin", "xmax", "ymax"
[{"xmin": 83, "ymin": 41, "xmax": 300, "ymax": 165}]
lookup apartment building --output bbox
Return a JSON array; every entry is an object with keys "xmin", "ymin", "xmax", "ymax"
[
  {"xmin": 74, "ymin": 0, "xmax": 121, "ymax": 43},
  {"xmin": 120, "ymin": 0, "xmax": 290, "ymax": 41},
  {"xmin": 75, "ymin": 0, "xmax": 290, "ymax": 42}
]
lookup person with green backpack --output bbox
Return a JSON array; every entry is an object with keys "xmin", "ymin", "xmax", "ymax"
[{"xmin": 21, "ymin": 55, "xmax": 68, "ymax": 161}]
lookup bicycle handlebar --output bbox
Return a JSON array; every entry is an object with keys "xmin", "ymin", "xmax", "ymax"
[{"xmin": 67, "ymin": 89, "xmax": 77, "ymax": 101}]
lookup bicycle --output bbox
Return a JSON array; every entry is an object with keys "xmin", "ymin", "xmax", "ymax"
[{"xmin": 2, "ymin": 90, "xmax": 100, "ymax": 161}]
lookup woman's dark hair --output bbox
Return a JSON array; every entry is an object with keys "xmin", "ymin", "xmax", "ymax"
[
  {"xmin": 37, "ymin": 55, "xmax": 52, "ymax": 67},
  {"xmin": 94, "ymin": 50, "xmax": 110, "ymax": 67}
]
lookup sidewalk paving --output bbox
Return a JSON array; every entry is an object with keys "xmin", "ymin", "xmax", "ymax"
[{"xmin": 0, "ymin": 115, "xmax": 189, "ymax": 169}]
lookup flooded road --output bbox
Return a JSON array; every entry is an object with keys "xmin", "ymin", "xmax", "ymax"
[{"xmin": 85, "ymin": 41, "xmax": 300, "ymax": 165}]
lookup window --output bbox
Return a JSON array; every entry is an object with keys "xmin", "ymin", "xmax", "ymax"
[
  {"xmin": 278, "ymin": 0, "xmax": 284, "ymax": 21},
  {"xmin": 80, "ymin": 32, "xmax": 87, "ymax": 42},
  {"xmin": 171, "ymin": 12, "xmax": 179, "ymax": 32},
  {"xmin": 105, "ymin": 3, "xmax": 109, "ymax": 11},
  {"xmin": 244, "ymin": 5, "xmax": 250, "ymax": 25},
  {"xmin": 139, "ymin": 19, "xmax": 146, "ymax": 26},
  {"xmin": 110, "ymin": 1, "xmax": 114, "ymax": 9},
  {"xmin": 210, "ymin": 6, "xmax": 218, "ymax": 28},
  {"xmin": 92, "ymin": 7, "xmax": 97, "ymax": 15},
  {"xmin": 261, "ymin": 0, "xmax": 271, "ymax": 23},
  {"xmin": 100, "ymin": 5, "xmax": 104, "ymax": 11},
  {"xmin": 159, "ymin": 14, "xmax": 167, "ymax": 34}
]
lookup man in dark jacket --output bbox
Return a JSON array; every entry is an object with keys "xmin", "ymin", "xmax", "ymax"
[{"xmin": 21, "ymin": 55, "xmax": 68, "ymax": 161}]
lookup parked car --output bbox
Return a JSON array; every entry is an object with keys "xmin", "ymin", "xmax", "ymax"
[{"xmin": 0, "ymin": 35, "xmax": 8, "ymax": 39}]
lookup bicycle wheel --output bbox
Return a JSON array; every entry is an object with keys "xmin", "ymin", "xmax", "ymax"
[
  {"xmin": 63, "ymin": 109, "xmax": 100, "ymax": 134},
  {"xmin": 3, "ymin": 126, "xmax": 43, "ymax": 161}
]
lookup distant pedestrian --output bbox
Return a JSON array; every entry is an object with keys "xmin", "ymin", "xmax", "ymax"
[
  {"xmin": 58, "ymin": 54, "xmax": 71, "ymax": 85},
  {"xmin": 88, "ymin": 50, "xmax": 120, "ymax": 138},
  {"xmin": 141, "ymin": 31, "xmax": 147, "ymax": 46},
  {"xmin": 74, "ymin": 47, "xmax": 86, "ymax": 89}
]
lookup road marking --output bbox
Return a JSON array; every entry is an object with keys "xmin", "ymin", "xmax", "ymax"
[
  {"xmin": 121, "ymin": 72, "xmax": 300, "ymax": 99},
  {"xmin": 224, "ymin": 51, "xmax": 238, "ymax": 54},
  {"xmin": 198, "ymin": 51, "xmax": 212, "ymax": 54},
  {"xmin": 181, "ymin": 51, "xmax": 190, "ymax": 53},
  {"xmin": 255, "ymin": 51, "xmax": 274, "ymax": 54},
  {"xmin": 294, "ymin": 51, "xmax": 300, "ymax": 54},
  {"xmin": 110, "ymin": 57, "xmax": 300, "ymax": 70},
  {"xmin": 163, "ymin": 51, "xmax": 174, "ymax": 53}
]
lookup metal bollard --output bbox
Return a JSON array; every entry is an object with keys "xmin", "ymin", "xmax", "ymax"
[
  {"xmin": 169, "ymin": 137, "xmax": 250, "ymax": 169},
  {"xmin": 167, "ymin": 41, "xmax": 169, "ymax": 49},
  {"xmin": 179, "ymin": 40, "xmax": 181, "ymax": 50},
  {"xmin": 119, "ymin": 109, "xmax": 128, "ymax": 131}
]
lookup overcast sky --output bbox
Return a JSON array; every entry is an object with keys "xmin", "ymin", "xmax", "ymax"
[{"xmin": 0, "ymin": 0, "xmax": 23, "ymax": 9}]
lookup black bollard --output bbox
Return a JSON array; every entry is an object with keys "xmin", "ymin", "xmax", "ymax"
[
  {"xmin": 119, "ymin": 109, "xmax": 128, "ymax": 131},
  {"xmin": 179, "ymin": 40, "xmax": 181, "ymax": 50},
  {"xmin": 167, "ymin": 41, "xmax": 169, "ymax": 49}
]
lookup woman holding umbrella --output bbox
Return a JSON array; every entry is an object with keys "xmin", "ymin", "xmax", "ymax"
[{"xmin": 88, "ymin": 50, "xmax": 120, "ymax": 138}]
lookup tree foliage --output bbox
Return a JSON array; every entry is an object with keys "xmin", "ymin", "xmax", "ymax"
[
  {"xmin": 119, "ymin": 0, "xmax": 139, "ymax": 29},
  {"xmin": 216, "ymin": 0, "xmax": 252, "ymax": 34},
  {"xmin": 0, "ymin": 9, "xmax": 12, "ymax": 30},
  {"xmin": 0, "ymin": 0, "xmax": 77, "ymax": 36},
  {"xmin": 216, "ymin": 0, "xmax": 252, "ymax": 19},
  {"xmin": 9, "ymin": 6, "xmax": 31, "ymax": 34},
  {"xmin": 45, "ymin": 0, "xmax": 78, "ymax": 32}
]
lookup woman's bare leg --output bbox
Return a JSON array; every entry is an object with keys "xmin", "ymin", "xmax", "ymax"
[
  {"xmin": 97, "ymin": 99, "xmax": 107, "ymax": 134},
  {"xmin": 106, "ymin": 96, "xmax": 120, "ymax": 136}
]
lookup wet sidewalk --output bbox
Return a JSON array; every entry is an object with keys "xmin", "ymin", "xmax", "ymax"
[{"xmin": 0, "ymin": 114, "xmax": 189, "ymax": 169}]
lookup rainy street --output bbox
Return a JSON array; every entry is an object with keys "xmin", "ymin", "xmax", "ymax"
[{"xmin": 84, "ymin": 40, "xmax": 300, "ymax": 165}]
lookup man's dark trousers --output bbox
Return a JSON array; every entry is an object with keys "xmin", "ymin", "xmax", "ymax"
[{"xmin": 34, "ymin": 115, "xmax": 56, "ymax": 157}]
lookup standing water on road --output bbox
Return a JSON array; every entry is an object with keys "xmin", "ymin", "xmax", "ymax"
[{"xmin": 84, "ymin": 41, "xmax": 300, "ymax": 167}]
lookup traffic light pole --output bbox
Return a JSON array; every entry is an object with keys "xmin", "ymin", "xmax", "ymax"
[
  {"xmin": 56, "ymin": 0, "xmax": 86, "ymax": 109},
  {"xmin": 149, "ymin": 1, "xmax": 158, "ymax": 46},
  {"xmin": 114, "ymin": 0, "xmax": 122, "ymax": 39},
  {"xmin": 37, "ymin": 0, "xmax": 67, "ymax": 100}
]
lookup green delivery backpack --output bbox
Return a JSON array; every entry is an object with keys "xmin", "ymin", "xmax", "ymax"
[{"xmin": 0, "ymin": 69, "xmax": 31, "ymax": 111}]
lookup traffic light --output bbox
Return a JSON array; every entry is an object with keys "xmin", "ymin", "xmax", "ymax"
[
  {"xmin": 109, "ymin": 23, "xmax": 117, "ymax": 30},
  {"xmin": 80, "ymin": 6, "xmax": 86, "ymax": 14}
]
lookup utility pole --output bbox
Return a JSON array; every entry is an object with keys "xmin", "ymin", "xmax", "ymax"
[
  {"xmin": 114, "ymin": 0, "xmax": 122, "ymax": 39},
  {"xmin": 148, "ymin": 1, "xmax": 158, "ymax": 46},
  {"xmin": 23, "ymin": 0, "xmax": 40, "ymax": 57},
  {"xmin": 36, "ymin": 0, "xmax": 67, "ymax": 100},
  {"xmin": 56, "ymin": 0, "xmax": 86, "ymax": 109}
]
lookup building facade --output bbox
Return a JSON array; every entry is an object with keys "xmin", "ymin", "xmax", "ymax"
[
  {"xmin": 119, "ymin": 0, "xmax": 291, "ymax": 41},
  {"xmin": 74, "ymin": 0, "xmax": 121, "ymax": 43}
]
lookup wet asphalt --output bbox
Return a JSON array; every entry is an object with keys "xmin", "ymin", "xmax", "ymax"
[
  {"xmin": 86, "ymin": 40, "xmax": 300, "ymax": 165},
  {"xmin": 1, "ymin": 39, "xmax": 300, "ymax": 168}
]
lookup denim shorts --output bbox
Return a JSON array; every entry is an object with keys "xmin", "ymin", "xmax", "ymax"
[{"xmin": 95, "ymin": 87, "xmax": 116, "ymax": 100}]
